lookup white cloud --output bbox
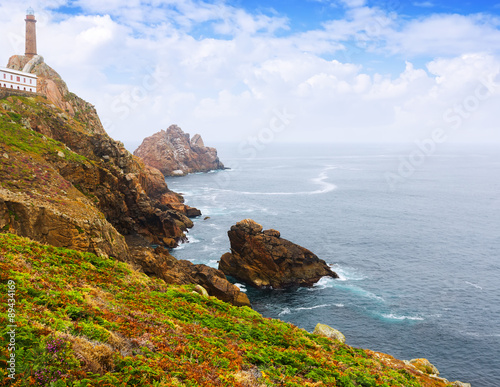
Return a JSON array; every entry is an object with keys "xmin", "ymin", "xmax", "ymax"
[
  {"xmin": 1, "ymin": 1, "xmax": 500, "ymax": 148},
  {"xmin": 389, "ymin": 13, "xmax": 500, "ymax": 57}
]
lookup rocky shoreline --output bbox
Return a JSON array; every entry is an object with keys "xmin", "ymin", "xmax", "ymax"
[{"xmin": 0, "ymin": 55, "xmax": 472, "ymax": 386}]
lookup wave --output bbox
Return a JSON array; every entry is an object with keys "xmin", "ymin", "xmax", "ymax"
[
  {"xmin": 204, "ymin": 166, "xmax": 337, "ymax": 196},
  {"xmin": 308, "ymin": 276, "xmax": 337, "ymax": 290},
  {"xmin": 332, "ymin": 283, "xmax": 386, "ymax": 302},
  {"xmin": 186, "ymin": 234, "xmax": 201, "ymax": 244},
  {"xmin": 278, "ymin": 304, "xmax": 334, "ymax": 316},
  {"xmin": 234, "ymin": 283, "xmax": 247, "ymax": 292},
  {"xmin": 295, "ymin": 304, "xmax": 331, "ymax": 311},
  {"xmin": 381, "ymin": 313, "xmax": 424, "ymax": 321},
  {"xmin": 465, "ymin": 281, "xmax": 483, "ymax": 290},
  {"xmin": 330, "ymin": 264, "xmax": 366, "ymax": 281}
]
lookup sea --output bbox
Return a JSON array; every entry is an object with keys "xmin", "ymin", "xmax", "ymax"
[{"xmin": 166, "ymin": 143, "xmax": 500, "ymax": 387}]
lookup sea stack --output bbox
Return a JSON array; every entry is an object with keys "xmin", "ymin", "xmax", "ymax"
[
  {"xmin": 134, "ymin": 125, "xmax": 224, "ymax": 176},
  {"xmin": 219, "ymin": 219, "xmax": 338, "ymax": 289}
]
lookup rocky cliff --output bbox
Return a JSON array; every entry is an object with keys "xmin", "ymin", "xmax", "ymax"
[
  {"xmin": 133, "ymin": 125, "xmax": 224, "ymax": 176},
  {"xmin": 219, "ymin": 219, "xmax": 338, "ymax": 289},
  {"xmin": 8, "ymin": 55, "xmax": 106, "ymax": 136},
  {"xmin": 0, "ymin": 55, "xmax": 248, "ymax": 306}
]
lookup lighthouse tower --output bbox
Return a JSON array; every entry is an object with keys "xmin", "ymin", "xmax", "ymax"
[{"xmin": 25, "ymin": 7, "xmax": 37, "ymax": 58}]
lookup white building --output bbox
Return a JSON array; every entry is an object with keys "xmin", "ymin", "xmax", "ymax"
[{"xmin": 0, "ymin": 67, "xmax": 37, "ymax": 93}]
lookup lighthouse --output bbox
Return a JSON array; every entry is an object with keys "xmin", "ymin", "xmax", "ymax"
[{"xmin": 25, "ymin": 7, "xmax": 37, "ymax": 57}]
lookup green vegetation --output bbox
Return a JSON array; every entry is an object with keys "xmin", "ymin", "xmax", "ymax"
[
  {"xmin": 0, "ymin": 233, "xmax": 446, "ymax": 386},
  {"xmin": 0, "ymin": 103, "xmax": 87, "ymax": 164}
]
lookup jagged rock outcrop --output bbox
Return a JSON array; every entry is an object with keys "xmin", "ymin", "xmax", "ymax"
[
  {"xmin": 219, "ymin": 219, "xmax": 338, "ymax": 289},
  {"xmin": 134, "ymin": 125, "xmax": 225, "ymax": 176},
  {"xmin": 8, "ymin": 55, "xmax": 106, "ymax": 135},
  {"xmin": 131, "ymin": 246, "xmax": 251, "ymax": 307},
  {"xmin": 409, "ymin": 358, "xmax": 440, "ymax": 376},
  {"xmin": 1, "ymin": 59, "xmax": 197, "ymax": 248}
]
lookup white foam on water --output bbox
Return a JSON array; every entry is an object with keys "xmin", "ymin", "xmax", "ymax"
[
  {"xmin": 381, "ymin": 313, "xmax": 424, "ymax": 321},
  {"xmin": 211, "ymin": 235, "xmax": 225, "ymax": 243},
  {"xmin": 334, "ymin": 303, "xmax": 345, "ymax": 308},
  {"xmin": 186, "ymin": 234, "xmax": 201, "ymax": 244},
  {"xmin": 203, "ymin": 166, "xmax": 337, "ymax": 196},
  {"xmin": 334, "ymin": 283, "xmax": 386, "ymax": 302},
  {"xmin": 330, "ymin": 264, "xmax": 366, "ymax": 281},
  {"xmin": 465, "ymin": 281, "xmax": 483, "ymax": 290},
  {"xmin": 308, "ymin": 276, "xmax": 336, "ymax": 290},
  {"xmin": 295, "ymin": 304, "xmax": 330, "ymax": 311},
  {"xmin": 202, "ymin": 244, "xmax": 217, "ymax": 252},
  {"xmin": 278, "ymin": 307, "xmax": 291, "ymax": 316},
  {"xmin": 234, "ymin": 283, "xmax": 247, "ymax": 292}
]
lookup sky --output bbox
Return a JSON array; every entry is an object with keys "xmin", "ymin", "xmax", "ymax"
[{"xmin": 1, "ymin": 0, "xmax": 500, "ymax": 149}]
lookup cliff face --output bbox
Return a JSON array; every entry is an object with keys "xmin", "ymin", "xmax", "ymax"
[
  {"xmin": 8, "ymin": 55, "xmax": 106, "ymax": 136},
  {"xmin": 0, "ymin": 56, "xmax": 248, "ymax": 306},
  {"xmin": 0, "ymin": 92, "xmax": 188, "ymax": 251},
  {"xmin": 134, "ymin": 125, "xmax": 225, "ymax": 176}
]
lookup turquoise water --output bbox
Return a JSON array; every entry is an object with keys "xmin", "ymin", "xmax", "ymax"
[{"xmin": 167, "ymin": 143, "xmax": 500, "ymax": 386}]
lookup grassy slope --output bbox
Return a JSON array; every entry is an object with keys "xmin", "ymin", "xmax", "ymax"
[
  {"xmin": 0, "ymin": 97, "xmax": 96, "ymax": 210},
  {"xmin": 0, "ymin": 233, "xmax": 448, "ymax": 387}
]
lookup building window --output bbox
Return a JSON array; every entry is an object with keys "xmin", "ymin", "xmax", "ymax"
[
  {"xmin": 10, "ymin": 75, "xmax": 13, "ymax": 80},
  {"xmin": 16, "ymin": 76, "xmax": 20, "ymax": 82},
  {"xmin": 23, "ymin": 78, "xmax": 26, "ymax": 83},
  {"xmin": 3, "ymin": 74, "xmax": 5, "ymax": 79},
  {"xmin": 30, "ymin": 79, "xmax": 32, "ymax": 84}
]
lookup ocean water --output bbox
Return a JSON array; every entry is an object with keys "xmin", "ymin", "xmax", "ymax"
[{"xmin": 166, "ymin": 143, "xmax": 500, "ymax": 387}]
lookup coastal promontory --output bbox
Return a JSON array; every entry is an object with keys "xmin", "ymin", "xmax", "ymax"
[
  {"xmin": 0, "ymin": 54, "xmax": 248, "ymax": 307},
  {"xmin": 219, "ymin": 219, "xmax": 338, "ymax": 289},
  {"xmin": 134, "ymin": 125, "xmax": 224, "ymax": 176}
]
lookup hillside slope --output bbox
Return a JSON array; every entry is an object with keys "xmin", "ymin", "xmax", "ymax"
[{"xmin": 0, "ymin": 233, "xmax": 455, "ymax": 387}]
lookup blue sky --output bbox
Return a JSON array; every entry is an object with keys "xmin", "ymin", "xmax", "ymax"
[{"xmin": 1, "ymin": 0, "xmax": 500, "ymax": 146}]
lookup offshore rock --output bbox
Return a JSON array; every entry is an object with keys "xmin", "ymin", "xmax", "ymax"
[
  {"xmin": 219, "ymin": 219, "xmax": 338, "ymax": 289},
  {"xmin": 133, "ymin": 125, "xmax": 224, "ymax": 176},
  {"xmin": 131, "ymin": 246, "xmax": 250, "ymax": 307}
]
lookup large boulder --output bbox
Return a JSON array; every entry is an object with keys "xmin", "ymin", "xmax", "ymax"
[
  {"xmin": 219, "ymin": 219, "xmax": 338, "ymax": 289},
  {"xmin": 133, "ymin": 125, "xmax": 225, "ymax": 176},
  {"xmin": 313, "ymin": 323, "xmax": 346, "ymax": 343}
]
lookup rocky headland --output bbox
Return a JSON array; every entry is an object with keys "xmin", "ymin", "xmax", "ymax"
[
  {"xmin": 133, "ymin": 125, "xmax": 225, "ymax": 176},
  {"xmin": 0, "ymin": 55, "xmax": 248, "ymax": 307},
  {"xmin": 219, "ymin": 219, "xmax": 338, "ymax": 289}
]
